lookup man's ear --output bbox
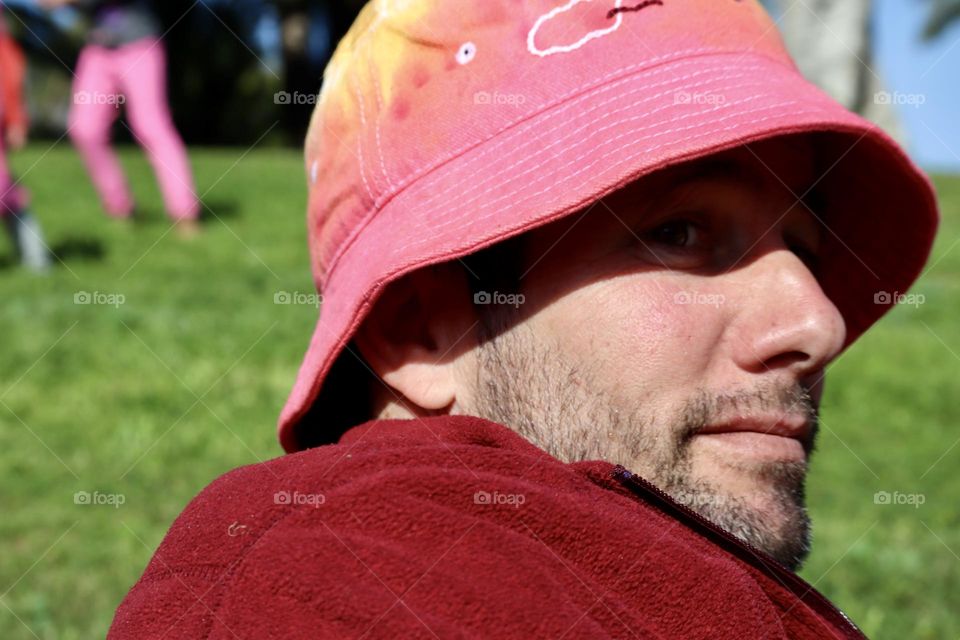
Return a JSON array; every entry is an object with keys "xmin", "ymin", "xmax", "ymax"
[{"xmin": 354, "ymin": 262, "xmax": 477, "ymax": 413}]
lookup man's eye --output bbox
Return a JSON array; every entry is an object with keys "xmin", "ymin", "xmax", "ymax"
[
  {"xmin": 647, "ymin": 219, "xmax": 698, "ymax": 248},
  {"xmin": 634, "ymin": 217, "xmax": 713, "ymax": 270}
]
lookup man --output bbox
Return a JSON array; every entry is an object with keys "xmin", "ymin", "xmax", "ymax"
[{"xmin": 109, "ymin": 0, "xmax": 938, "ymax": 637}]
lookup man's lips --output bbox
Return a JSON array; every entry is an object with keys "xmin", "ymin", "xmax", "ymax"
[
  {"xmin": 699, "ymin": 413, "xmax": 811, "ymax": 440},
  {"xmin": 695, "ymin": 413, "xmax": 814, "ymax": 455}
]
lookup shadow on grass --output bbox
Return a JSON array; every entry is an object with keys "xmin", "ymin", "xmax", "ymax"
[
  {"xmin": 0, "ymin": 236, "xmax": 106, "ymax": 269},
  {"xmin": 51, "ymin": 237, "xmax": 106, "ymax": 263},
  {"xmin": 199, "ymin": 199, "xmax": 240, "ymax": 221},
  {"xmin": 125, "ymin": 200, "xmax": 239, "ymax": 227}
]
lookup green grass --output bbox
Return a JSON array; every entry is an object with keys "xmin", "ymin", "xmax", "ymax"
[
  {"xmin": 802, "ymin": 173, "xmax": 960, "ymax": 639},
  {"xmin": 0, "ymin": 143, "xmax": 958, "ymax": 639},
  {"xmin": 0, "ymin": 142, "xmax": 313, "ymax": 639}
]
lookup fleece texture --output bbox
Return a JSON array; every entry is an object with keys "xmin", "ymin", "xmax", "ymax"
[{"xmin": 110, "ymin": 415, "xmax": 865, "ymax": 639}]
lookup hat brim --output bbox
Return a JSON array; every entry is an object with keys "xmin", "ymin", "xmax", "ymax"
[{"xmin": 279, "ymin": 52, "xmax": 939, "ymax": 453}]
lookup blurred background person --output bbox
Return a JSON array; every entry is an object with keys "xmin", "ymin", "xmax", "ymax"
[
  {"xmin": 39, "ymin": 0, "xmax": 201, "ymax": 235},
  {"xmin": 0, "ymin": 2, "xmax": 50, "ymax": 271}
]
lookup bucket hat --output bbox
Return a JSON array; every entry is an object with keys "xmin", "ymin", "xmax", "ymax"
[{"xmin": 279, "ymin": 0, "xmax": 939, "ymax": 452}]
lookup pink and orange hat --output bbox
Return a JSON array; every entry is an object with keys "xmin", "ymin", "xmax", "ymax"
[{"xmin": 279, "ymin": 0, "xmax": 939, "ymax": 452}]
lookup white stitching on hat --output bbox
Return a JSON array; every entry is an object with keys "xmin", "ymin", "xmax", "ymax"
[
  {"xmin": 370, "ymin": 56, "xmax": 396, "ymax": 193},
  {"xmin": 322, "ymin": 60, "xmax": 771, "ymax": 276},
  {"xmin": 391, "ymin": 103, "xmax": 834, "ymax": 263},
  {"xmin": 345, "ymin": 0, "xmax": 403, "ymax": 201},
  {"xmin": 528, "ymin": 0, "xmax": 625, "ymax": 57},
  {"xmin": 393, "ymin": 92, "xmax": 825, "ymax": 256},
  {"xmin": 332, "ymin": 57, "xmax": 765, "ymax": 260},
  {"xmin": 406, "ymin": 63, "xmax": 763, "ymax": 218},
  {"xmin": 402, "ymin": 93, "xmax": 794, "ymax": 244},
  {"xmin": 349, "ymin": 64, "xmax": 377, "ymax": 203},
  {"xmin": 321, "ymin": 50, "xmax": 800, "ymax": 276},
  {"xmin": 406, "ymin": 69, "xmax": 766, "ymax": 229}
]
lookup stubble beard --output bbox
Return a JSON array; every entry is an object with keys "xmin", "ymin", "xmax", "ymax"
[{"xmin": 466, "ymin": 321, "xmax": 818, "ymax": 571}]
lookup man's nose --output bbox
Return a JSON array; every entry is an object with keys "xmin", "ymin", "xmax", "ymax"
[{"xmin": 729, "ymin": 248, "xmax": 847, "ymax": 378}]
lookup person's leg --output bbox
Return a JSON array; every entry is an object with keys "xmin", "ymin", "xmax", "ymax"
[
  {"xmin": 117, "ymin": 38, "xmax": 200, "ymax": 221},
  {"xmin": 4, "ymin": 210, "xmax": 51, "ymax": 271},
  {"xmin": 0, "ymin": 141, "xmax": 51, "ymax": 271},
  {"xmin": 68, "ymin": 44, "xmax": 133, "ymax": 217}
]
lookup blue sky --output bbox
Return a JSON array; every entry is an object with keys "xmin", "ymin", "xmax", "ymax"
[{"xmin": 876, "ymin": 0, "xmax": 960, "ymax": 171}]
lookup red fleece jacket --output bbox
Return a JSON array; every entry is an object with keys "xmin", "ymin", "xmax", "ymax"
[{"xmin": 109, "ymin": 415, "xmax": 866, "ymax": 639}]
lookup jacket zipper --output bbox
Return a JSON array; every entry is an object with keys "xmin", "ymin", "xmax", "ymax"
[{"xmin": 610, "ymin": 465, "xmax": 867, "ymax": 639}]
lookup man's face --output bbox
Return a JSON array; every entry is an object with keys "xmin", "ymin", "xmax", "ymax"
[{"xmin": 459, "ymin": 137, "xmax": 846, "ymax": 570}]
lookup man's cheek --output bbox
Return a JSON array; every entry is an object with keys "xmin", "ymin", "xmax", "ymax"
[{"xmin": 618, "ymin": 281, "xmax": 724, "ymax": 367}]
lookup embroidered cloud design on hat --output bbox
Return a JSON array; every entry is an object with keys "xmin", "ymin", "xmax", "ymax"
[{"xmin": 528, "ymin": 0, "xmax": 664, "ymax": 57}]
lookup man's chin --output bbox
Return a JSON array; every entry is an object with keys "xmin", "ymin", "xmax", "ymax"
[{"xmin": 656, "ymin": 463, "xmax": 812, "ymax": 571}]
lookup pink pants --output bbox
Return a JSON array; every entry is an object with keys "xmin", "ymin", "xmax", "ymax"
[{"xmin": 69, "ymin": 37, "xmax": 199, "ymax": 220}]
